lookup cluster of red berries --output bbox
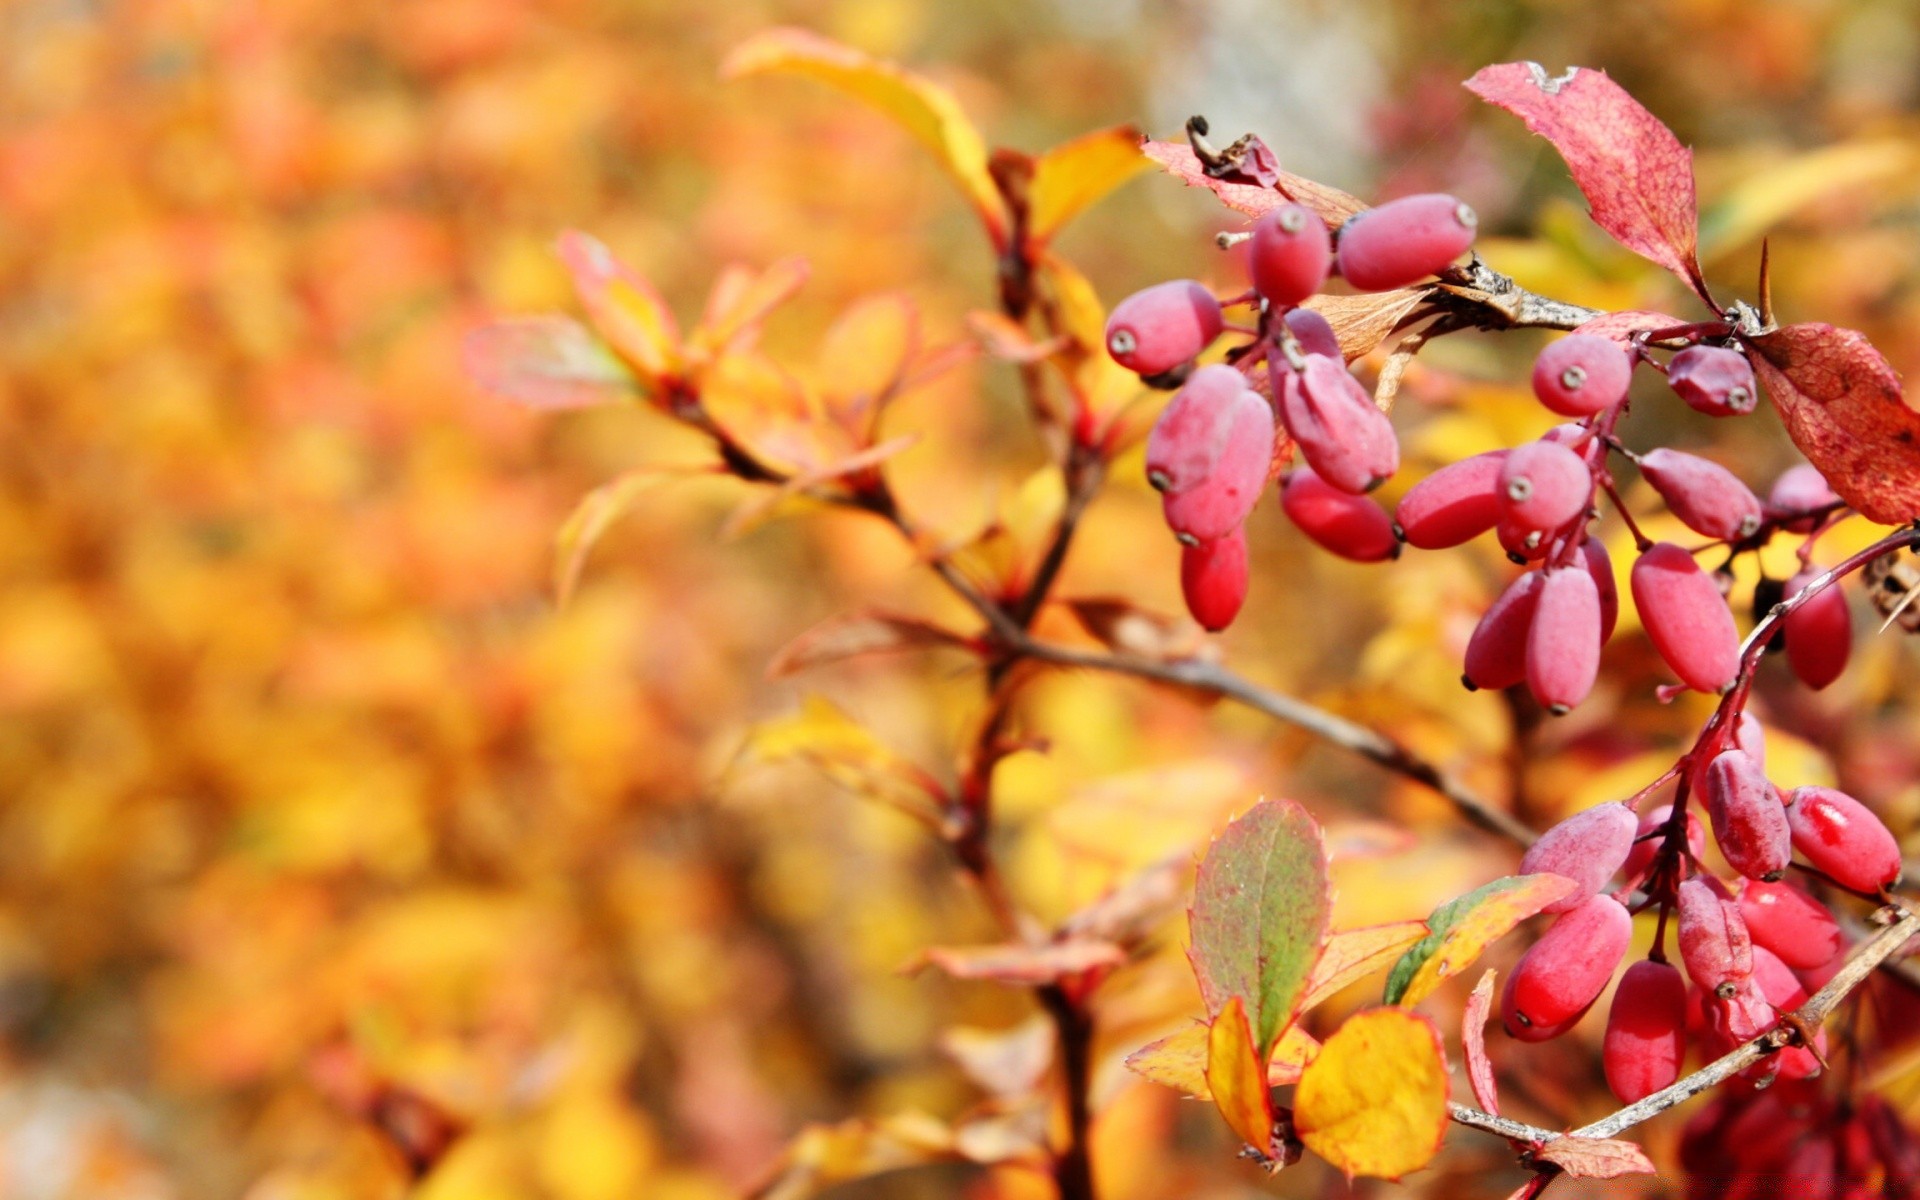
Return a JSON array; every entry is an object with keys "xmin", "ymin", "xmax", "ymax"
[
  {"xmin": 1109, "ymin": 199, "xmax": 1856, "ymax": 716},
  {"xmin": 1497, "ymin": 709, "xmax": 1902, "ymax": 1103},
  {"xmin": 1117, "ymin": 192, "xmax": 1478, "ymax": 630},
  {"xmin": 1681, "ymin": 1080, "xmax": 1920, "ymax": 1199}
]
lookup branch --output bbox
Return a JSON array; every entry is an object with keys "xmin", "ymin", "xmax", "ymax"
[{"xmin": 1010, "ymin": 637, "xmax": 1537, "ymax": 848}]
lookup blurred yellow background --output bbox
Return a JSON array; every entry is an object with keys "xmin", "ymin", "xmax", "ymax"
[{"xmin": 6, "ymin": 0, "xmax": 1920, "ymax": 1196}]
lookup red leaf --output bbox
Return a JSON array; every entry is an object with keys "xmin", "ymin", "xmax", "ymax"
[
  {"xmin": 1748, "ymin": 322, "xmax": 1920, "ymax": 525},
  {"xmin": 1140, "ymin": 139, "xmax": 1368, "ymax": 229},
  {"xmin": 1466, "ymin": 63, "xmax": 1707, "ymax": 301},
  {"xmin": 1463, "ymin": 969, "xmax": 1499, "ymax": 1116},
  {"xmin": 1571, "ymin": 309, "xmax": 1690, "ymax": 345},
  {"xmin": 1534, "ymin": 1135, "xmax": 1656, "ymax": 1179}
]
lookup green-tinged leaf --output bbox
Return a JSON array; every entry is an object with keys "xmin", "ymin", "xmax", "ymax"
[
  {"xmin": 1535, "ymin": 1136, "xmax": 1657, "ymax": 1179},
  {"xmin": 1205, "ymin": 997, "xmax": 1277, "ymax": 1154},
  {"xmin": 461, "ymin": 316, "xmax": 638, "ymax": 410},
  {"xmin": 1029, "ymin": 124, "xmax": 1152, "ymax": 245},
  {"xmin": 553, "ymin": 466, "xmax": 718, "ymax": 605},
  {"xmin": 1384, "ymin": 874, "xmax": 1577, "ymax": 1007},
  {"xmin": 1294, "ymin": 1008, "xmax": 1449, "ymax": 1181},
  {"xmin": 1299, "ymin": 920, "xmax": 1429, "ymax": 1012},
  {"xmin": 1189, "ymin": 798, "xmax": 1331, "ymax": 1057},
  {"xmin": 723, "ymin": 29, "xmax": 1009, "ymax": 245}
]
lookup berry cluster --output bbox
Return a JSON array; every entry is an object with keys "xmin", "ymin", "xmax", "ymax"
[
  {"xmin": 1117, "ymin": 193, "xmax": 1477, "ymax": 629},
  {"xmin": 1681, "ymin": 1080, "xmax": 1920, "ymax": 1198}
]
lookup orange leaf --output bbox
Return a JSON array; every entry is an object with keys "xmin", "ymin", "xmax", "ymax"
[
  {"xmin": 1463, "ymin": 969, "xmax": 1500, "ymax": 1115},
  {"xmin": 556, "ymin": 231, "xmax": 681, "ymax": 381},
  {"xmin": 461, "ymin": 316, "xmax": 637, "ymax": 410},
  {"xmin": 767, "ymin": 611, "xmax": 976, "ymax": 679},
  {"xmin": 1299, "ymin": 920, "xmax": 1429, "ymax": 1013},
  {"xmin": 1303, "ymin": 289, "xmax": 1433, "ymax": 365},
  {"xmin": 911, "ymin": 939, "xmax": 1125, "ymax": 986},
  {"xmin": 1535, "ymin": 1135, "xmax": 1657, "ymax": 1179},
  {"xmin": 1128, "ymin": 1022, "xmax": 1320, "ymax": 1100},
  {"xmin": 692, "ymin": 257, "xmax": 811, "ymax": 360},
  {"xmin": 723, "ymin": 29, "xmax": 1009, "ymax": 246},
  {"xmin": 1294, "ymin": 1008, "xmax": 1449, "ymax": 1181},
  {"xmin": 1028, "ymin": 124, "xmax": 1152, "ymax": 245},
  {"xmin": 1385, "ymin": 874, "xmax": 1578, "ymax": 1007},
  {"xmin": 1204, "ymin": 997, "xmax": 1276, "ymax": 1154}
]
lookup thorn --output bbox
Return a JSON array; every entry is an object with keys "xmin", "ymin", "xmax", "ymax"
[{"xmin": 1757, "ymin": 239, "xmax": 1775, "ymax": 329}]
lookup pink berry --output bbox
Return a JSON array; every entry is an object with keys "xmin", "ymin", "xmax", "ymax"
[
  {"xmin": 1464, "ymin": 571, "xmax": 1543, "ymax": 692},
  {"xmin": 1520, "ymin": 801, "xmax": 1637, "ymax": 913},
  {"xmin": 1581, "ymin": 537, "xmax": 1619, "ymax": 644},
  {"xmin": 1501, "ymin": 894, "xmax": 1632, "ymax": 1041},
  {"xmin": 1631, "ymin": 543, "xmax": 1740, "ymax": 693},
  {"xmin": 1161, "ymin": 386, "xmax": 1275, "ymax": 544},
  {"xmin": 1786, "ymin": 786, "xmax": 1903, "ymax": 895},
  {"xmin": 1280, "ymin": 468, "xmax": 1400, "ymax": 562},
  {"xmin": 1277, "ymin": 354, "xmax": 1398, "ymax": 494},
  {"xmin": 1498, "ymin": 439, "xmax": 1592, "ymax": 535},
  {"xmin": 1768, "ymin": 463, "xmax": 1840, "ymax": 533},
  {"xmin": 1145, "ymin": 365, "xmax": 1247, "ymax": 494},
  {"xmin": 1621, "ymin": 804, "xmax": 1705, "ymax": 888},
  {"xmin": 1335, "ymin": 193, "xmax": 1478, "ymax": 292},
  {"xmin": 1394, "ymin": 451, "xmax": 1506, "ymax": 549},
  {"xmin": 1532, "ymin": 334, "xmax": 1634, "ymax": 417},
  {"xmin": 1181, "ymin": 528, "xmax": 1249, "ymax": 632},
  {"xmin": 1603, "ymin": 960, "xmax": 1687, "ymax": 1104},
  {"xmin": 1669, "ymin": 344, "xmax": 1758, "ymax": 417},
  {"xmin": 1105, "ymin": 280, "xmax": 1224, "ymax": 377},
  {"xmin": 1248, "ymin": 204, "xmax": 1332, "ymax": 307},
  {"xmin": 1495, "ymin": 515, "xmax": 1553, "ymax": 563},
  {"xmin": 1735, "ymin": 711, "xmax": 1767, "ymax": 770},
  {"xmin": 1638, "ymin": 448, "xmax": 1763, "ymax": 542},
  {"xmin": 1783, "ymin": 567, "xmax": 1852, "ymax": 691},
  {"xmin": 1677, "ymin": 876, "xmax": 1754, "ymax": 996},
  {"xmin": 1527, "ymin": 565, "xmax": 1604, "ymax": 714},
  {"xmin": 1703, "ymin": 749, "xmax": 1791, "ymax": 882},
  {"xmin": 1738, "ymin": 879, "xmax": 1841, "ymax": 971},
  {"xmin": 1283, "ymin": 308, "xmax": 1341, "ymax": 360}
]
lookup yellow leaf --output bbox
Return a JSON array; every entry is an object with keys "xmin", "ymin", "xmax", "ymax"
[
  {"xmin": 1204, "ymin": 997, "xmax": 1276, "ymax": 1154},
  {"xmin": 752, "ymin": 1113, "xmax": 959, "ymax": 1200},
  {"xmin": 537, "ymin": 1090, "xmax": 657, "ymax": 1200},
  {"xmin": 723, "ymin": 29, "xmax": 1009, "ymax": 246},
  {"xmin": 1029, "ymin": 125, "xmax": 1151, "ymax": 245},
  {"xmin": 1295, "ymin": 1009, "xmax": 1449, "ymax": 1181},
  {"xmin": 1389, "ymin": 873, "xmax": 1577, "ymax": 1008},
  {"xmin": 817, "ymin": 294, "xmax": 921, "ymax": 418},
  {"xmin": 1700, "ymin": 140, "xmax": 1917, "ymax": 260},
  {"xmin": 740, "ymin": 696, "xmax": 949, "ymax": 827},
  {"xmin": 1127, "ymin": 1021, "xmax": 1319, "ymax": 1099}
]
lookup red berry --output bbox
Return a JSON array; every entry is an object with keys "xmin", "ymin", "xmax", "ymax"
[
  {"xmin": 1393, "ymin": 451, "xmax": 1506, "ymax": 549},
  {"xmin": 1181, "ymin": 528, "xmax": 1249, "ymax": 632},
  {"xmin": 1638, "ymin": 448, "xmax": 1763, "ymax": 542},
  {"xmin": 1519, "ymin": 801, "xmax": 1637, "ymax": 913},
  {"xmin": 1735, "ymin": 711, "xmax": 1767, "ymax": 769},
  {"xmin": 1248, "ymin": 204, "xmax": 1332, "ymax": 307},
  {"xmin": 1532, "ymin": 334, "xmax": 1634, "ymax": 417},
  {"xmin": 1783, "ymin": 567, "xmax": 1852, "ymax": 691},
  {"xmin": 1335, "ymin": 193, "xmax": 1478, "ymax": 291},
  {"xmin": 1501, "ymin": 894, "xmax": 1631, "ymax": 1040},
  {"xmin": 1464, "ymin": 571, "xmax": 1543, "ymax": 692},
  {"xmin": 1161, "ymin": 386, "xmax": 1275, "ymax": 544},
  {"xmin": 1603, "ymin": 960, "xmax": 1687, "ymax": 1104},
  {"xmin": 1527, "ymin": 565, "xmax": 1603, "ymax": 714},
  {"xmin": 1768, "ymin": 463, "xmax": 1840, "ymax": 533},
  {"xmin": 1498, "ymin": 439, "xmax": 1592, "ymax": 535},
  {"xmin": 1631, "ymin": 543, "xmax": 1740, "ymax": 693},
  {"xmin": 1668, "ymin": 344, "xmax": 1757, "ymax": 417},
  {"xmin": 1738, "ymin": 879, "xmax": 1841, "ymax": 971},
  {"xmin": 1495, "ymin": 515, "xmax": 1553, "ymax": 562},
  {"xmin": 1145, "ymin": 365, "xmax": 1247, "ymax": 494},
  {"xmin": 1704, "ymin": 748, "xmax": 1791, "ymax": 882},
  {"xmin": 1277, "ymin": 354, "xmax": 1398, "ymax": 494},
  {"xmin": 1283, "ymin": 307, "xmax": 1341, "ymax": 360},
  {"xmin": 1581, "ymin": 537, "xmax": 1619, "ymax": 644},
  {"xmin": 1621, "ymin": 803, "xmax": 1705, "ymax": 888},
  {"xmin": 1786, "ymin": 786, "xmax": 1903, "ymax": 894},
  {"xmin": 1280, "ymin": 468, "xmax": 1400, "ymax": 562},
  {"xmin": 1105, "ymin": 280, "xmax": 1224, "ymax": 377},
  {"xmin": 1677, "ymin": 876, "xmax": 1754, "ymax": 996}
]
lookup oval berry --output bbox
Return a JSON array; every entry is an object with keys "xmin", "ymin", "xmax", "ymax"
[
  {"xmin": 1248, "ymin": 204, "xmax": 1332, "ymax": 307},
  {"xmin": 1532, "ymin": 334, "xmax": 1634, "ymax": 417},
  {"xmin": 1161, "ymin": 387, "xmax": 1275, "ymax": 544},
  {"xmin": 1768, "ymin": 463, "xmax": 1840, "ymax": 533},
  {"xmin": 1631, "ymin": 542, "xmax": 1740, "ymax": 693},
  {"xmin": 1677, "ymin": 876, "xmax": 1754, "ymax": 995},
  {"xmin": 1638, "ymin": 448, "xmax": 1763, "ymax": 542},
  {"xmin": 1527, "ymin": 565, "xmax": 1603, "ymax": 715},
  {"xmin": 1603, "ymin": 960, "xmax": 1687, "ymax": 1104},
  {"xmin": 1786, "ymin": 786, "xmax": 1903, "ymax": 894},
  {"xmin": 1394, "ymin": 451, "xmax": 1506, "ymax": 550},
  {"xmin": 1783, "ymin": 567, "xmax": 1852, "ymax": 691},
  {"xmin": 1704, "ymin": 748, "xmax": 1791, "ymax": 882},
  {"xmin": 1144, "ymin": 364, "xmax": 1247, "ymax": 494},
  {"xmin": 1668, "ymin": 344, "xmax": 1757, "ymax": 417},
  {"xmin": 1499, "ymin": 439, "xmax": 1592, "ymax": 535},
  {"xmin": 1280, "ymin": 468, "xmax": 1400, "ymax": 562},
  {"xmin": 1336, "ymin": 193, "xmax": 1478, "ymax": 291},
  {"xmin": 1738, "ymin": 879, "xmax": 1841, "ymax": 972},
  {"xmin": 1278, "ymin": 354, "xmax": 1398, "ymax": 494},
  {"xmin": 1464, "ymin": 571, "xmax": 1543, "ymax": 692},
  {"xmin": 1581, "ymin": 537, "xmax": 1619, "ymax": 644},
  {"xmin": 1283, "ymin": 307, "xmax": 1341, "ymax": 360},
  {"xmin": 1502, "ymin": 894, "xmax": 1632, "ymax": 1041},
  {"xmin": 1105, "ymin": 280, "xmax": 1224, "ymax": 377},
  {"xmin": 1519, "ymin": 801, "xmax": 1637, "ymax": 913},
  {"xmin": 1621, "ymin": 803, "xmax": 1705, "ymax": 889},
  {"xmin": 1181, "ymin": 528, "xmax": 1249, "ymax": 632}
]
